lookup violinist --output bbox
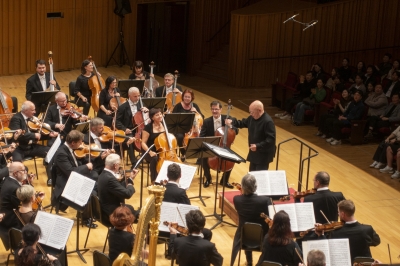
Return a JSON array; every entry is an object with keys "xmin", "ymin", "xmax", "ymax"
[
  {"xmin": 169, "ymin": 209, "xmax": 223, "ymax": 266},
  {"xmin": 98, "ymin": 76, "xmax": 121, "ymax": 127},
  {"xmin": 97, "ymin": 154, "xmax": 140, "ymax": 224},
  {"xmin": 44, "ymin": 92, "xmax": 88, "ymax": 147},
  {"xmin": 16, "ymin": 184, "xmax": 45, "ymax": 226},
  {"xmin": 9, "ymin": 101, "xmax": 57, "ymax": 182},
  {"xmin": 25, "ymin": 59, "xmax": 60, "ymax": 101},
  {"xmin": 163, "ymin": 163, "xmax": 190, "ymax": 205},
  {"xmin": 155, "ymin": 73, "xmax": 183, "ymax": 97},
  {"xmin": 299, "ymin": 249, "xmax": 326, "ymax": 266},
  {"xmin": 0, "ymin": 162, "xmax": 30, "ymax": 230},
  {"xmin": 74, "ymin": 59, "xmax": 96, "ymax": 115},
  {"xmin": 230, "ymin": 174, "xmax": 272, "ymax": 266},
  {"xmin": 226, "ymin": 100, "xmax": 276, "ymax": 171},
  {"xmin": 141, "ymin": 108, "xmax": 164, "ymax": 182},
  {"xmin": 201, "ymin": 100, "xmax": 238, "ymax": 188},
  {"xmin": 128, "ymin": 60, "xmax": 152, "ymax": 80},
  {"xmin": 172, "ymin": 89, "xmax": 204, "ymax": 158},
  {"xmin": 303, "ymin": 171, "xmax": 345, "ymax": 224},
  {"xmin": 115, "ymin": 87, "xmax": 148, "ymax": 166},
  {"xmin": 314, "ymin": 200, "xmax": 380, "ymax": 263}
]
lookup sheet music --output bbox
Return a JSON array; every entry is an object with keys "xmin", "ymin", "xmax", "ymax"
[
  {"xmin": 45, "ymin": 135, "xmax": 61, "ymax": 163},
  {"xmin": 176, "ymin": 204, "xmax": 199, "ymax": 227},
  {"xmin": 268, "ymin": 202, "xmax": 315, "ymax": 232},
  {"xmin": 266, "ymin": 170, "xmax": 289, "ymax": 195},
  {"xmin": 155, "ymin": 160, "xmax": 197, "ymax": 190},
  {"xmin": 251, "ymin": 171, "xmax": 271, "ymax": 195},
  {"xmin": 34, "ymin": 211, "xmax": 74, "ymax": 250},
  {"xmin": 302, "ymin": 239, "xmax": 350, "ymax": 266},
  {"xmin": 158, "ymin": 202, "xmax": 199, "ymax": 232},
  {"xmin": 61, "ymin": 171, "xmax": 95, "ymax": 207},
  {"xmin": 303, "ymin": 240, "xmax": 331, "ymax": 266}
]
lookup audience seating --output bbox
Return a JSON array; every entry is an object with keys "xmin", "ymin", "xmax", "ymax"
[
  {"xmin": 341, "ymin": 106, "xmax": 369, "ymax": 145},
  {"xmin": 272, "ymin": 71, "xmax": 298, "ymax": 109},
  {"xmin": 303, "ymin": 87, "xmax": 332, "ymax": 126}
]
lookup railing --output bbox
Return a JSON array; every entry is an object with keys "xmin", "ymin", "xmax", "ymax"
[{"xmin": 276, "ymin": 137, "xmax": 319, "ymax": 191}]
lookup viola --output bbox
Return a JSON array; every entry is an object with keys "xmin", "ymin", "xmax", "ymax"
[
  {"xmin": 132, "ymin": 97, "xmax": 150, "ymax": 151},
  {"xmin": 208, "ymin": 99, "xmax": 236, "ymax": 172},
  {"xmin": 155, "ymin": 116, "xmax": 182, "ymax": 172},
  {"xmin": 60, "ymin": 103, "xmax": 84, "ymax": 119},
  {"xmin": 87, "ymin": 56, "xmax": 104, "ymax": 112},
  {"xmin": 299, "ymin": 221, "xmax": 344, "ymax": 238},
  {"xmin": 279, "ymin": 188, "xmax": 316, "ymax": 201},
  {"xmin": 74, "ymin": 143, "xmax": 109, "ymax": 159},
  {"xmin": 163, "ymin": 221, "xmax": 188, "ymax": 236},
  {"xmin": 165, "ymin": 70, "xmax": 182, "ymax": 113},
  {"xmin": 27, "ymin": 116, "xmax": 54, "ymax": 135},
  {"xmin": 0, "ymin": 88, "xmax": 14, "ymax": 127},
  {"xmin": 260, "ymin": 212, "xmax": 273, "ymax": 227}
]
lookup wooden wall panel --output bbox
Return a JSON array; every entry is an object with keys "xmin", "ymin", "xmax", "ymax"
[{"xmin": 229, "ymin": 0, "xmax": 400, "ymax": 87}]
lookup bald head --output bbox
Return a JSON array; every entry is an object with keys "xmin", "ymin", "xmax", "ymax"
[
  {"xmin": 249, "ymin": 100, "xmax": 264, "ymax": 119},
  {"xmin": 9, "ymin": 162, "xmax": 27, "ymax": 182}
]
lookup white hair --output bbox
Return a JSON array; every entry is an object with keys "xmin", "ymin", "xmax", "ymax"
[
  {"xmin": 90, "ymin": 117, "xmax": 104, "ymax": 128},
  {"xmin": 55, "ymin": 92, "xmax": 66, "ymax": 101},
  {"xmin": 105, "ymin": 153, "xmax": 121, "ymax": 167},
  {"xmin": 128, "ymin": 87, "xmax": 140, "ymax": 95},
  {"xmin": 21, "ymin": 101, "xmax": 34, "ymax": 112}
]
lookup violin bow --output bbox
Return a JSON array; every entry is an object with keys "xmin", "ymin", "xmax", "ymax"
[
  {"xmin": 39, "ymin": 102, "xmax": 51, "ymax": 135},
  {"xmin": 295, "ymin": 247, "xmax": 304, "ymax": 264},
  {"xmin": 111, "ymin": 110, "xmax": 117, "ymax": 151},
  {"xmin": 0, "ymin": 119, "xmax": 9, "ymax": 163},
  {"xmin": 176, "ymin": 207, "xmax": 186, "ymax": 230},
  {"xmin": 88, "ymin": 120, "xmax": 92, "ymax": 164},
  {"xmin": 320, "ymin": 210, "xmax": 331, "ymax": 224},
  {"xmin": 270, "ymin": 197, "xmax": 277, "ymax": 214}
]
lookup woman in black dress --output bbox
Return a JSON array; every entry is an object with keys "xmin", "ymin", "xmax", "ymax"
[
  {"xmin": 74, "ymin": 59, "xmax": 95, "ymax": 115},
  {"xmin": 16, "ymin": 185, "xmax": 44, "ymax": 227},
  {"xmin": 256, "ymin": 210, "xmax": 302, "ymax": 266},
  {"xmin": 97, "ymin": 76, "xmax": 121, "ymax": 127},
  {"xmin": 129, "ymin": 60, "xmax": 151, "ymax": 80},
  {"xmin": 16, "ymin": 223, "xmax": 61, "ymax": 266},
  {"xmin": 141, "ymin": 108, "xmax": 164, "ymax": 182}
]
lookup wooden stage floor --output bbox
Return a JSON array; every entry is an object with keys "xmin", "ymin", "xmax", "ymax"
[{"xmin": 1, "ymin": 66, "xmax": 400, "ymax": 265}]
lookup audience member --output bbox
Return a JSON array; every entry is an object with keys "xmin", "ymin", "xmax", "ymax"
[
  {"xmin": 292, "ymin": 78, "xmax": 326, "ymax": 126},
  {"xmin": 364, "ymin": 65, "xmax": 379, "ymax": 87},
  {"xmin": 375, "ymin": 53, "xmax": 393, "ymax": 77},
  {"xmin": 348, "ymin": 74, "xmax": 366, "ymax": 96},
  {"xmin": 364, "ymin": 84, "xmax": 389, "ymax": 138},
  {"xmin": 311, "ymin": 63, "xmax": 326, "ymax": 83},
  {"xmin": 338, "ymin": 58, "xmax": 352, "ymax": 82},
  {"xmin": 370, "ymin": 126, "xmax": 400, "ymax": 170},
  {"xmin": 386, "ymin": 59, "xmax": 399, "ymax": 80},
  {"xmin": 384, "ymin": 70, "xmax": 400, "ymax": 98},
  {"xmin": 325, "ymin": 68, "xmax": 338, "ymax": 90},
  {"xmin": 366, "ymin": 81, "xmax": 376, "ymax": 98},
  {"xmin": 379, "ymin": 126, "xmax": 400, "ymax": 178},
  {"xmin": 349, "ymin": 61, "xmax": 366, "ymax": 83}
]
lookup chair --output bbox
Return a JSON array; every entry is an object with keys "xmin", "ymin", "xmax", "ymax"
[
  {"xmin": 84, "ymin": 195, "xmax": 112, "ymax": 252},
  {"xmin": 23, "ymin": 156, "xmax": 38, "ymax": 179},
  {"xmin": 341, "ymin": 106, "xmax": 369, "ymax": 145},
  {"xmin": 11, "ymin": 97, "xmax": 18, "ymax": 113},
  {"xmin": 6, "ymin": 228, "xmax": 22, "ymax": 266},
  {"xmin": 272, "ymin": 71, "xmax": 298, "ymax": 109},
  {"xmin": 93, "ymin": 250, "xmax": 111, "ymax": 266},
  {"xmin": 260, "ymin": 261, "xmax": 282, "ymax": 266},
  {"xmin": 238, "ymin": 222, "xmax": 264, "ymax": 266},
  {"xmin": 304, "ymin": 87, "xmax": 332, "ymax": 126},
  {"xmin": 68, "ymin": 81, "xmax": 76, "ymax": 102}
]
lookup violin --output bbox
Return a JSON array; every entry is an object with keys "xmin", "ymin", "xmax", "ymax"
[
  {"xmin": 231, "ymin": 182, "xmax": 242, "ymax": 193},
  {"xmin": 165, "ymin": 70, "xmax": 182, "ymax": 113},
  {"xmin": 32, "ymin": 191, "xmax": 45, "ymax": 211},
  {"xmin": 143, "ymin": 61, "xmax": 159, "ymax": 98},
  {"xmin": 87, "ymin": 56, "xmax": 104, "ymax": 112},
  {"xmin": 155, "ymin": 116, "xmax": 182, "ymax": 172},
  {"xmin": 163, "ymin": 221, "xmax": 188, "ymax": 236},
  {"xmin": 0, "ymin": 127, "xmax": 20, "ymax": 140},
  {"xmin": 208, "ymin": 99, "xmax": 236, "ymax": 172},
  {"xmin": 132, "ymin": 97, "xmax": 150, "ymax": 151},
  {"xmin": 60, "ymin": 103, "xmax": 84, "ymax": 119},
  {"xmin": 0, "ymin": 142, "xmax": 14, "ymax": 154},
  {"xmin": 0, "ymin": 88, "xmax": 14, "ymax": 127},
  {"xmin": 298, "ymin": 221, "xmax": 344, "ymax": 238},
  {"xmin": 260, "ymin": 212, "xmax": 273, "ymax": 227},
  {"xmin": 279, "ymin": 188, "xmax": 316, "ymax": 201},
  {"xmin": 99, "ymin": 126, "xmax": 140, "ymax": 144},
  {"xmin": 27, "ymin": 116, "xmax": 54, "ymax": 135},
  {"xmin": 73, "ymin": 143, "xmax": 110, "ymax": 159}
]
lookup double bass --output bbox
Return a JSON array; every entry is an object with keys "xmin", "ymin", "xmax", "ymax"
[
  {"xmin": 143, "ymin": 61, "xmax": 159, "ymax": 98},
  {"xmin": 0, "ymin": 88, "xmax": 14, "ymax": 127},
  {"xmin": 165, "ymin": 70, "xmax": 182, "ymax": 113},
  {"xmin": 154, "ymin": 116, "xmax": 181, "ymax": 172},
  {"xmin": 87, "ymin": 56, "xmax": 104, "ymax": 112},
  {"xmin": 208, "ymin": 99, "xmax": 236, "ymax": 172},
  {"xmin": 48, "ymin": 51, "xmax": 55, "ymax": 91}
]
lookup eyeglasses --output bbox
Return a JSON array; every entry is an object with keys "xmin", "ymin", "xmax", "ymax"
[
  {"xmin": 16, "ymin": 169, "xmax": 27, "ymax": 173},
  {"xmin": 211, "ymin": 108, "xmax": 220, "ymax": 111}
]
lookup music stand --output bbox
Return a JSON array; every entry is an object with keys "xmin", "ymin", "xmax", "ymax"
[
  {"xmin": 185, "ymin": 136, "xmax": 221, "ymax": 206},
  {"xmin": 203, "ymin": 142, "xmax": 245, "ymax": 230},
  {"xmin": 118, "ymin": 79, "xmax": 145, "ymax": 97},
  {"xmin": 164, "ymin": 113, "xmax": 195, "ymax": 134},
  {"xmin": 141, "ymin": 97, "xmax": 166, "ymax": 110},
  {"xmin": 60, "ymin": 198, "xmax": 90, "ymax": 263},
  {"xmin": 31, "ymin": 91, "xmax": 58, "ymax": 114},
  {"xmin": 74, "ymin": 121, "xmax": 90, "ymax": 134}
]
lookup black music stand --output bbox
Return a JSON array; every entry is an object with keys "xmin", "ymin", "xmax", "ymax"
[
  {"xmin": 118, "ymin": 79, "xmax": 145, "ymax": 97},
  {"xmin": 141, "ymin": 97, "xmax": 166, "ymax": 110},
  {"xmin": 185, "ymin": 136, "xmax": 221, "ymax": 207},
  {"xmin": 31, "ymin": 91, "xmax": 58, "ymax": 114},
  {"xmin": 74, "ymin": 121, "xmax": 90, "ymax": 134},
  {"xmin": 203, "ymin": 142, "xmax": 245, "ymax": 230},
  {"xmin": 164, "ymin": 113, "xmax": 195, "ymax": 134},
  {"xmin": 61, "ymin": 197, "xmax": 90, "ymax": 263},
  {"xmin": 135, "ymin": 144, "xmax": 154, "ymax": 209}
]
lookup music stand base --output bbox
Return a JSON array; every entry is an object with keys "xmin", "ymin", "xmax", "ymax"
[
  {"xmin": 189, "ymin": 195, "xmax": 210, "ymax": 207},
  {"xmin": 67, "ymin": 248, "xmax": 89, "ymax": 263},
  {"xmin": 205, "ymin": 213, "xmax": 237, "ymax": 230}
]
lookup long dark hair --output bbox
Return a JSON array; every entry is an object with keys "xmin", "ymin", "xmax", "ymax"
[
  {"xmin": 19, "ymin": 223, "xmax": 41, "ymax": 265},
  {"xmin": 267, "ymin": 210, "xmax": 294, "ymax": 246}
]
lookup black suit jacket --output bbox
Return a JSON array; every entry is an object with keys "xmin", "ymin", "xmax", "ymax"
[
  {"xmin": 53, "ymin": 144, "xmax": 91, "ymax": 199},
  {"xmin": 155, "ymin": 85, "xmax": 183, "ymax": 97},
  {"xmin": 170, "ymin": 234, "xmax": 223, "ymax": 266},
  {"xmin": 163, "ymin": 183, "xmax": 190, "ymax": 205},
  {"xmin": 329, "ymin": 222, "xmax": 380, "ymax": 261},
  {"xmin": 200, "ymin": 115, "xmax": 239, "ymax": 137},
  {"xmin": 303, "ymin": 189, "xmax": 345, "ymax": 224},
  {"xmin": 9, "ymin": 112, "xmax": 40, "ymax": 150},
  {"xmin": 83, "ymin": 133, "xmax": 112, "ymax": 174},
  {"xmin": 97, "ymin": 170, "xmax": 135, "ymax": 216},
  {"xmin": 0, "ymin": 177, "xmax": 21, "ymax": 229},
  {"xmin": 26, "ymin": 72, "xmax": 60, "ymax": 100},
  {"xmin": 384, "ymin": 80, "xmax": 400, "ymax": 98},
  {"xmin": 44, "ymin": 104, "xmax": 76, "ymax": 138},
  {"xmin": 115, "ymin": 101, "xmax": 143, "ymax": 131}
]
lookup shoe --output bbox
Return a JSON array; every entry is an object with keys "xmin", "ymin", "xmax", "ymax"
[
  {"xmin": 321, "ymin": 134, "xmax": 326, "ymax": 139},
  {"xmin": 47, "ymin": 179, "xmax": 52, "ymax": 187},
  {"xmin": 204, "ymin": 179, "xmax": 211, "ymax": 188},
  {"xmin": 380, "ymin": 166, "xmax": 394, "ymax": 173},
  {"xmin": 315, "ymin": 132, "xmax": 323, "ymax": 136},
  {"xmin": 364, "ymin": 131, "xmax": 374, "ymax": 139},
  {"xmin": 374, "ymin": 162, "xmax": 384, "ymax": 169},
  {"xmin": 330, "ymin": 139, "xmax": 341, "ymax": 145},
  {"xmin": 220, "ymin": 182, "xmax": 234, "ymax": 189},
  {"xmin": 293, "ymin": 121, "xmax": 299, "ymax": 126},
  {"xmin": 275, "ymin": 113, "xmax": 286, "ymax": 117},
  {"xmin": 181, "ymin": 156, "xmax": 186, "ymax": 162},
  {"xmin": 369, "ymin": 161, "xmax": 378, "ymax": 168},
  {"xmin": 84, "ymin": 220, "xmax": 98, "ymax": 229},
  {"xmin": 280, "ymin": 114, "xmax": 292, "ymax": 120},
  {"xmin": 391, "ymin": 171, "xmax": 400, "ymax": 179},
  {"xmin": 326, "ymin": 137, "xmax": 334, "ymax": 142}
]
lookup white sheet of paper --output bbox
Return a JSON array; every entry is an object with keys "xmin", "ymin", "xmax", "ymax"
[
  {"xmin": 155, "ymin": 160, "xmax": 197, "ymax": 190},
  {"xmin": 269, "ymin": 204, "xmax": 299, "ymax": 231},
  {"xmin": 61, "ymin": 171, "xmax": 95, "ymax": 207},
  {"xmin": 176, "ymin": 204, "xmax": 199, "ymax": 227},
  {"xmin": 294, "ymin": 203, "xmax": 316, "ymax": 231},
  {"xmin": 328, "ymin": 239, "xmax": 351, "ymax": 266},
  {"xmin": 249, "ymin": 170, "xmax": 288, "ymax": 196},
  {"xmin": 45, "ymin": 135, "xmax": 61, "ymax": 163},
  {"xmin": 303, "ymin": 239, "xmax": 331, "ymax": 266},
  {"xmin": 159, "ymin": 202, "xmax": 179, "ymax": 232}
]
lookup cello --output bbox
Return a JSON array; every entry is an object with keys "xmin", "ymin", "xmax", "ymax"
[
  {"xmin": 154, "ymin": 116, "xmax": 181, "ymax": 172},
  {"xmin": 183, "ymin": 103, "xmax": 203, "ymax": 147},
  {"xmin": 87, "ymin": 56, "xmax": 104, "ymax": 112},
  {"xmin": 165, "ymin": 70, "xmax": 182, "ymax": 113},
  {"xmin": 0, "ymin": 88, "xmax": 14, "ymax": 127},
  {"xmin": 208, "ymin": 99, "xmax": 236, "ymax": 172},
  {"xmin": 132, "ymin": 96, "xmax": 150, "ymax": 151},
  {"xmin": 143, "ymin": 61, "xmax": 159, "ymax": 98}
]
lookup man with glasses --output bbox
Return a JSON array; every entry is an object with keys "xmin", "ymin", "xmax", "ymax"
[
  {"xmin": 155, "ymin": 73, "xmax": 182, "ymax": 97},
  {"xmin": 25, "ymin": 59, "xmax": 60, "ymax": 101},
  {"xmin": 0, "ymin": 162, "xmax": 30, "ymax": 229},
  {"xmin": 226, "ymin": 100, "xmax": 276, "ymax": 171},
  {"xmin": 200, "ymin": 100, "xmax": 238, "ymax": 188}
]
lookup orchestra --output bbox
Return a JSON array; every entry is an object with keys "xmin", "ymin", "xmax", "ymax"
[{"xmin": 0, "ymin": 57, "xmax": 389, "ymax": 266}]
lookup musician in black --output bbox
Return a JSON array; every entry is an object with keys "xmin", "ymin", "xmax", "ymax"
[
  {"xmin": 129, "ymin": 60, "xmax": 151, "ymax": 80},
  {"xmin": 97, "ymin": 76, "xmax": 121, "ymax": 127},
  {"xmin": 25, "ymin": 59, "xmax": 60, "ymax": 101},
  {"xmin": 74, "ymin": 59, "xmax": 95, "ymax": 115},
  {"xmin": 155, "ymin": 73, "xmax": 183, "ymax": 97}
]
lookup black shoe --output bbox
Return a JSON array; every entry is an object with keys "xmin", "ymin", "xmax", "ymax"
[
  {"xmin": 84, "ymin": 220, "xmax": 98, "ymax": 229},
  {"xmin": 47, "ymin": 179, "xmax": 52, "ymax": 187},
  {"xmin": 220, "ymin": 182, "xmax": 234, "ymax": 189},
  {"xmin": 133, "ymin": 209, "xmax": 140, "ymax": 224},
  {"xmin": 204, "ymin": 180, "xmax": 211, "ymax": 188},
  {"xmin": 181, "ymin": 156, "xmax": 186, "ymax": 162}
]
